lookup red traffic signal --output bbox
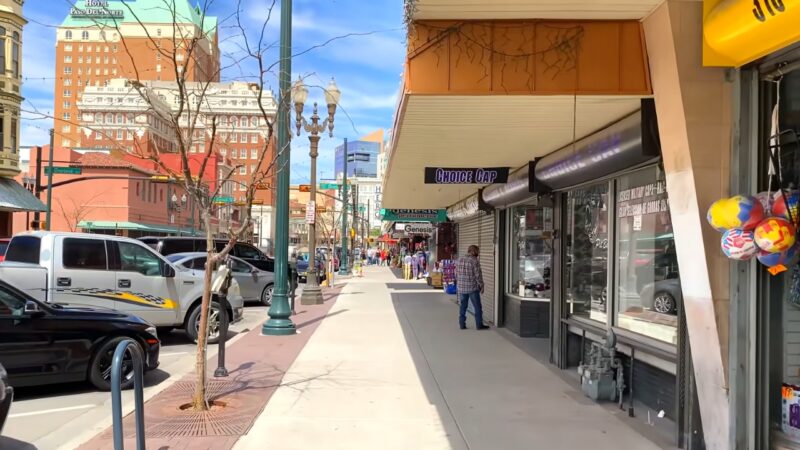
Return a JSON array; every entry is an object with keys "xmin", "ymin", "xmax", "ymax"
[{"xmin": 298, "ymin": 184, "xmax": 311, "ymax": 192}]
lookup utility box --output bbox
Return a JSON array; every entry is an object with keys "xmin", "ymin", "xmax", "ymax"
[{"xmin": 577, "ymin": 341, "xmax": 623, "ymax": 403}]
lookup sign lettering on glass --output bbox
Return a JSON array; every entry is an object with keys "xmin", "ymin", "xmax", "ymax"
[
  {"xmin": 617, "ymin": 180, "xmax": 669, "ymax": 218},
  {"xmin": 424, "ymin": 167, "xmax": 510, "ymax": 184}
]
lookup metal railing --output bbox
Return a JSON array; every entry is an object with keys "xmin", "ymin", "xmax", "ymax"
[{"xmin": 111, "ymin": 340, "xmax": 146, "ymax": 450}]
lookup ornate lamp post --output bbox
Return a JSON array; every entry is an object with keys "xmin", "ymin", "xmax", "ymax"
[{"xmin": 292, "ymin": 77, "xmax": 341, "ymax": 305}]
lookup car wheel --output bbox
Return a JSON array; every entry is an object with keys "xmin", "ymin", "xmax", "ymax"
[
  {"xmin": 261, "ymin": 284, "xmax": 274, "ymax": 307},
  {"xmin": 653, "ymin": 292, "xmax": 677, "ymax": 314},
  {"xmin": 185, "ymin": 301, "xmax": 224, "ymax": 344},
  {"xmin": 88, "ymin": 336, "xmax": 142, "ymax": 391}
]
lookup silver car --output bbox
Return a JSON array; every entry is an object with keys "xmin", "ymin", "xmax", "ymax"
[{"xmin": 167, "ymin": 252, "xmax": 275, "ymax": 306}]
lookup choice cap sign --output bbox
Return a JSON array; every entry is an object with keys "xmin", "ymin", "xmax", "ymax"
[{"xmin": 424, "ymin": 167, "xmax": 509, "ymax": 184}]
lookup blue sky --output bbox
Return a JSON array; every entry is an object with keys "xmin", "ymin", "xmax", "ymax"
[{"xmin": 20, "ymin": 0, "xmax": 405, "ymax": 183}]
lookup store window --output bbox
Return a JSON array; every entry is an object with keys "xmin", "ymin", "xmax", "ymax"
[
  {"xmin": 614, "ymin": 166, "xmax": 679, "ymax": 344},
  {"xmin": 509, "ymin": 205, "xmax": 553, "ymax": 299},
  {"xmin": 564, "ymin": 183, "xmax": 609, "ymax": 323}
]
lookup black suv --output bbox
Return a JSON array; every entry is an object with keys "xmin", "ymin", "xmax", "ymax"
[{"xmin": 140, "ymin": 237, "xmax": 275, "ymax": 272}]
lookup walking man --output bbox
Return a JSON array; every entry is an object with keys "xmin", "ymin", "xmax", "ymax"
[
  {"xmin": 403, "ymin": 252, "xmax": 413, "ymax": 280},
  {"xmin": 455, "ymin": 245, "xmax": 488, "ymax": 330}
]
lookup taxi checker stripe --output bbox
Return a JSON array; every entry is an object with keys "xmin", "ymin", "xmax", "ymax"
[{"xmin": 55, "ymin": 288, "xmax": 177, "ymax": 309}]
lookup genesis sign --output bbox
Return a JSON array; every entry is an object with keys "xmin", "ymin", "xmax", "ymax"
[{"xmin": 71, "ymin": 1, "xmax": 125, "ymax": 19}]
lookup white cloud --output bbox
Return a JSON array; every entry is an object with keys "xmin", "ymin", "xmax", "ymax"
[{"xmin": 21, "ymin": 124, "xmax": 51, "ymax": 147}]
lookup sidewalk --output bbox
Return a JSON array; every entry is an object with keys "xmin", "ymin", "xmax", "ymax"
[{"xmin": 235, "ymin": 266, "xmax": 668, "ymax": 450}]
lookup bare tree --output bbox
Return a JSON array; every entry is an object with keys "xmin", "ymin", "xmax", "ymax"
[{"xmin": 56, "ymin": 192, "xmax": 105, "ymax": 232}]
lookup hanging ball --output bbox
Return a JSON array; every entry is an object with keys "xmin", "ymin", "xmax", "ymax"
[
  {"xmin": 707, "ymin": 195, "xmax": 765, "ymax": 232},
  {"xmin": 721, "ymin": 229, "xmax": 758, "ymax": 260},
  {"xmin": 754, "ymin": 217, "xmax": 797, "ymax": 253},
  {"xmin": 772, "ymin": 190, "xmax": 800, "ymax": 222},
  {"xmin": 757, "ymin": 243, "xmax": 800, "ymax": 268}
]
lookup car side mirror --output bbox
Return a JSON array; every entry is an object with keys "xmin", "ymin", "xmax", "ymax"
[
  {"xmin": 162, "ymin": 264, "xmax": 176, "ymax": 278},
  {"xmin": 25, "ymin": 301, "xmax": 45, "ymax": 318}
]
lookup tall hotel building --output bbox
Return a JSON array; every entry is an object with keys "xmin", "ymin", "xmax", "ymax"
[{"xmin": 55, "ymin": 0, "xmax": 219, "ymax": 148}]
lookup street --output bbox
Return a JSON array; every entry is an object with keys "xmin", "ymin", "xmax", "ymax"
[{"xmin": 2, "ymin": 305, "xmax": 272, "ymax": 450}]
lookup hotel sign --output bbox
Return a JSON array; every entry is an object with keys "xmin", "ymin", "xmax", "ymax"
[
  {"xmin": 71, "ymin": 1, "xmax": 125, "ymax": 19},
  {"xmin": 704, "ymin": 0, "xmax": 799, "ymax": 66},
  {"xmin": 381, "ymin": 209, "xmax": 447, "ymax": 223}
]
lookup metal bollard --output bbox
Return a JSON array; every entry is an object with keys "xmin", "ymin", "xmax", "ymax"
[
  {"xmin": 289, "ymin": 266, "xmax": 298, "ymax": 315},
  {"xmin": 111, "ymin": 340, "xmax": 145, "ymax": 450}
]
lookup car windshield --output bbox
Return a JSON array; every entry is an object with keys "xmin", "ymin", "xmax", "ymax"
[{"xmin": 0, "ymin": 241, "xmax": 8, "ymax": 255}]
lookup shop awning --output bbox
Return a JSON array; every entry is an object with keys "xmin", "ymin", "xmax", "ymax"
[
  {"xmin": 78, "ymin": 220, "xmax": 196, "ymax": 235},
  {"xmin": 0, "ymin": 178, "xmax": 46, "ymax": 212}
]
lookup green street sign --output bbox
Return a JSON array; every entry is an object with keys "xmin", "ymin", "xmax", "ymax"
[
  {"xmin": 359, "ymin": 205, "xmax": 366, "ymax": 213},
  {"xmin": 213, "ymin": 195, "xmax": 234, "ymax": 204},
  {"xmin": 44, "ymin": 166, "xmax": 82, "ymax": 175},
  {"xmin": 320, "ymin": 183, "xmax": 339, "ymax": 190},
  {"xmin": 381, "ymin": 209, "xmax": 447, "ymax": 223}
]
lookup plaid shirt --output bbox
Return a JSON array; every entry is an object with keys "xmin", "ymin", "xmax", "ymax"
[{"xmin": 455, "ymin": 255, "xmax": 483, "ymax": 294}]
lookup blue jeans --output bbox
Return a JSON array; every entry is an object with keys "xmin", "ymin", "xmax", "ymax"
[{"xmin": 458, "ymin": 290, "xmax": 484, "ymax": 328}]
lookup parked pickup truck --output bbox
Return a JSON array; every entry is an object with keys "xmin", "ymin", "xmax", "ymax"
[{"xmin": 0, "ymin": 232, "xmax": 244, "ymax": 343}]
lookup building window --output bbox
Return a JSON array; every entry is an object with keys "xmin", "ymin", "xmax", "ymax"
[
  {"xmin": 63, "ymin": 78, "xmax": 72, "ymax": 86},
  {"xmin": 239, "ymin": 166, "xmax": 246, "ymax": 175},
  {"xmin": 104, "ymin": 46, "xmax": 109, "ymax": 53},
  {"xmin": 62, "ymin": 138, "xmax": 71, "ymax": 146},
  {"xmin": 77, "ymin": 78, "xmax": 82, "ymax": 86},
  {"xmin": 95, "ymin": 68, "xmax": 100, "ymax": 75},
  {"xmin": 62, "ymin": 112, "xmax": 71, "ymax": 120},
  {"xmin": 62, "ymin": 101, "xmax": 71, "ymax": 109},
  {"xmin": 614, "ymin": 166, "xmax": 678, "ymax": 344},
  {"xmin": 63, "ymin": 90, "xmax": 71, "ymax": 97},
  {"xmin": 64, "ymin": 66, "xmax": 72, "ymax": 75},
  {"xmin": 240, "ymin": 133, "xmax": 247, "ymax": 143},
  {"xmin": 156, "ymin": 64, "xmax": 161, "ymax": 73},
  {"xmin": 78, "ymin": 56, "xmax": 83, "ymax": 63},
  {"xmin": 240, "ymin": 148, "xmax": 248, "ymax": 159},
  {"xmin": 176, "ymin": 53, "xmax": 184, "ymax": 62},
  {"xmin": 220, "ymin": 148, "xmax": 226, "ymax": 156},
  {"xmin": 231, "ymin": 117, "xmax": 238, "ymax": 128},
  {"xmin": 251, "ymin": 117, "xmax": 258, "ymax": 127},
  {"xmin": 250, "ymin": 164, "xmax": 256, "ymax": 174},
  {"xmin": 81, "ymin": 31, "xmax": 89, "ymax": 40},
  {"xmin": 116, "ymin": 129, "xmax": 123, "ymax": 140},
  {"xmin": 231, "ymin": 133, "xmax": 237, "ymax": 143},
  {"xmin": 78, "ymin": 44, "xmax": 83, "ymax": 52},
  {"xmin": 157, "ymin": 28, "xmax": 162, "ymax": 37},
  {"xmin": 251, "ymin": 148, "xmax": 258, "ymax": 159},
  {"xmin": 94, "ymin": 113, "xmax": 102, "ymax": 123},
  {"xmin": 112, "ymin": 57, "xmax": 117, "ymax": 64},
  {"xmin": 127, "ymin": 130, "xmax": 133, "ymax": 140},
  {"xmin": 95, "ymin": 45, "xmax": 100, "ymax": 52},
  {"xmin": 112, "ymin": 45, "xmax": 117, "ymax": 52},
  {"xmin": 65, "ymin": 30, "xmax": 72, "ymax": 40},
  {"xmin": 509, "ymin": 205, "xmax": 553, "ymax": 299},
  {"xmin": 65, "ymin": 44, "xmax": 72, "ymax": 52},
  {"xmin": 104, "ymin": 56, "xmax": 108, "ymax": 64},
  {"xmin": 62, "ymin": 124, "xmax": 70, "ymax": 132},
  {"xmin": 116, "ymin": 113, "xmax": 122, "ymax": 124},
  {"xmin": 241, "ymin": 116, "xmax": 248, "ymax": 127},
  {"xmin": 156, "ymin": 53, "xmax": 161, "ymax": 61},
  {"xmin": 95, "ymin": 131, "xmax": 102, "ymax": 140},
  {"xmin": 564, "ymin": 183, "xmax": 609, "ymax": 324},
  {"xmin": 251, "ymin": 133, "xmax": 258, "ymax": 144},
  {"xmin": 64, "ymin": 55, "xmax": 72, "ymax": 63}
]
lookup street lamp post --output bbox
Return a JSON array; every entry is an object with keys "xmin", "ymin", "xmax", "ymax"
[
  {"xmin": 262, "ymin": 0, "xmax": 296, "ymax": 336},
  {"xmin": 292, "ymin": 77, "xmax": 341, "ymax": 305},
  {"xmin": 339, "ymin": 138, "xmax": 350, "ymax": 275}
]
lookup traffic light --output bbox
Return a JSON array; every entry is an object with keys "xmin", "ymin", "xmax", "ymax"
[{"xmin": 298, "ymin": 184, "xmax": 311, "ymax": 192}]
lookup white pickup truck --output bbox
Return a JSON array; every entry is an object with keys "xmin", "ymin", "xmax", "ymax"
[{"xmin": 0, "ymin": 231, "xmax": 243, "ymax": 343}]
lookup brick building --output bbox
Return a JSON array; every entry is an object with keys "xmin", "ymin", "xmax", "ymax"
[{"xmin": 55, "ymin": 0, "xmax": 219, "ymax": 149}]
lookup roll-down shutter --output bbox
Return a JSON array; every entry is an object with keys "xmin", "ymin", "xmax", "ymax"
[{"xmin": 457, "ymin": 213, "xmax": 496, "ymax": 324}]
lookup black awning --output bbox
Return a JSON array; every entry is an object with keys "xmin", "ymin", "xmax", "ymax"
[{"xmin": 0, "ymin": 178, "xmax": 46, "ymax": 212}]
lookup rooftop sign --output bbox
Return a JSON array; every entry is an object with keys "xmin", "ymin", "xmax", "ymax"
[{"xmin": 71, "ymin": 1, "xmax": 125, "ymax": 19}]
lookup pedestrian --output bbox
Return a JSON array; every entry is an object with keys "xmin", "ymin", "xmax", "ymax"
[
  {"xmin": 455, "ymin": 245, "xmax": 488, "ymax": 330},
  {"xmin": 367, "ymin": 247, "xmax": 376, "ymax": 265},
  {"xmin": 403, "ymin": 252, "xmax": 413, "ymax": 280},
  {"xmin": 412, "ymin": 251, "xmax": 420, "ymax": 279}
]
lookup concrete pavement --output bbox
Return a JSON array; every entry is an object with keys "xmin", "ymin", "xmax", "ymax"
[{"xmin": 235, "ymin": 266, "xmax": 669, "ymax": 450}]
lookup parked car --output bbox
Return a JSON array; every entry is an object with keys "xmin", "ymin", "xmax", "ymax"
[
  {"xmin": 0, "ymin": 362, "xmax": 10, "ymax": 433},
  {"xmin": 0, "ymin": 238, "xmax": 9, "ymax": 262},
  {"xmin": 0, "ymin": 279, "xmax": 160, "ymax": 390},
  {"xmin": 296, "ymin": 250, "xmax": 326, "ymax": 284},
  {"xmin": 639, "ymin": 277, "xmax": 681, "ymax": 315},
  {"xmin": 139, "ymin": 237, "xmax": 275, "ymax": 272},
  {"xmin": 167, "ymin": 253, "xmax": 275, "ymax": 306},
  {"xmin": 0, "ymin": 232, "xmax": 243, "ymax": 344}
]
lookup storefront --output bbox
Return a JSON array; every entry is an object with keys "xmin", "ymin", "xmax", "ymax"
[{"xmin": 726, "ymin": 33, "xmax": 800, "ymax": 450}]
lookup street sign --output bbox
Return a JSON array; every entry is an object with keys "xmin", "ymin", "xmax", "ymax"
[
  {"xmin": 358, "ymin": 205, "xmax": 366, "ymax": 213},
  {"xmin": 316, "ymin": 206, "xmax": 327, "ymax": 212},
  {"xmin": 256, "ymin": 183, "xmax": 270, "ymax": 190},
  {"xmin": 213, "ymin": 195, "xmax": 234, "ymax": 204},
  {"xmin": 320, "ymin": 183, "xmax": 339, "ymax": 190},
  {"xmin": 44, "ymin": 166, "xmax": 82, "ymax": 175},
  {"xmin": 306, "ymin": 201, "xmax": 316, "ymax": 224}
]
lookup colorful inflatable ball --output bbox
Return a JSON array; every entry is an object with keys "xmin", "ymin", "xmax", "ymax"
[
  {"xmin": 757, "ymin": 244, "xmax": 800, "ymax": 268},
  {"xmin": 754, "ymin": 217, "xmax": 796, "ymax": 253},
  {"xmin": 707, "ymin": 195, "xmax": 765, "ymax": 232},
  {"xmin": 721, "ymin": 229, "xmax": 758, "ymax": 260},
  {"xmin": 772, "ymin": 190, "xmax": 800, "ymax": 222}
]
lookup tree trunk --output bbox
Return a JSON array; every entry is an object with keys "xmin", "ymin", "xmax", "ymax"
[{"xmin": 192, "ymin": 213, "xmax": 214, "ymax": 410}]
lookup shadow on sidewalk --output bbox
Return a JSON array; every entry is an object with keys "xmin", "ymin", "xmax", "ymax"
[
  {"xmin": 389, "ymin": 267, "xmax": 405, "ymax": 279},
  {"xmin": 296, "ymin": 309, "xmax": 348, "ymax": 329},
  {"xmin": 385, "ymin": 283, "xmax": 435, "ymax": 291}
]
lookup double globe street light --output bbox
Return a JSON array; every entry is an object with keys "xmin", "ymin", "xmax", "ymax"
[{"xmin": 292, "ymin": 77, "xmax": 341, "ymax": 305}]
